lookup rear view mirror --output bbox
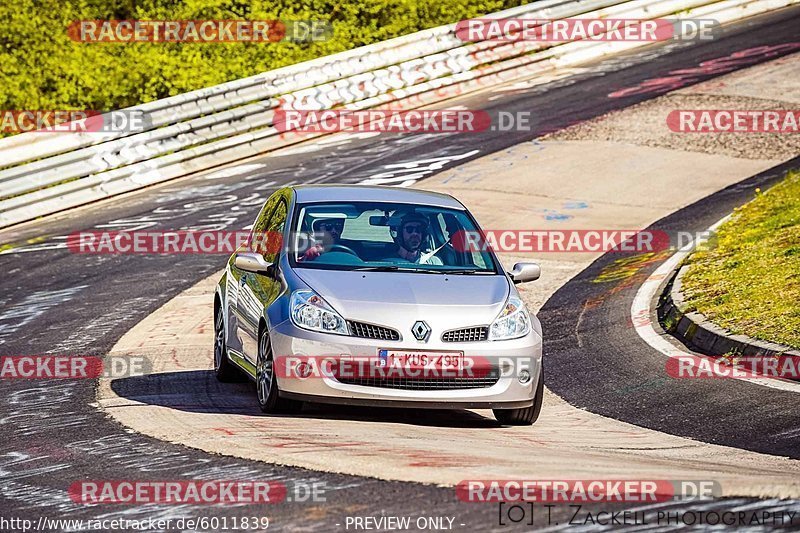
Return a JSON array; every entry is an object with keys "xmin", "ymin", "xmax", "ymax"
[
  {"xmin": 369, "ymin": 215, "xmax": 389, "ymax": 226},
  {"xmin": 234, "ymin": 252, "xmax": 273, "ymax": 274},
  {"xmin": 509, "ymin": 262, "xmax": 541, "ymax": 284}
]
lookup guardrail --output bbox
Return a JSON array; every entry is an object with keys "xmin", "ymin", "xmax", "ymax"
[{"xmin": 0, "ymin": 0, "xmax": 795, "ymax": 228}]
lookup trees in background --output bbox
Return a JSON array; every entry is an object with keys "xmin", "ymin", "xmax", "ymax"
[{"xmin": 0, "ymin": 0, "xmax": 524, "ymax": 114}]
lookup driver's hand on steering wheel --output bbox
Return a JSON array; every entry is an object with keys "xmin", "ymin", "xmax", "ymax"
[{"xmin": 300, "ymin": 243, "xmax": 324, "ymax": 261}]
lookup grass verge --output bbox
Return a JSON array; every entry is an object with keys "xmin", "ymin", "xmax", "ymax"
[{"xmin": 681, "ymin": 170, "xmax": 800, "ymax": 349}]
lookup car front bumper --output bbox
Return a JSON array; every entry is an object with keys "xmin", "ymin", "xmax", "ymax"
[{"xmin": 269, "ymin": 319, "xmax": 542, "ymax": 409}]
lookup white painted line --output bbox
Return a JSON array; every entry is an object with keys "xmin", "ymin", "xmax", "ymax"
[
  {"xmin": 631, "ymin": 216, "xmax": 800, "ymax": 394},
  {"xmin": 203, "ymin": 164, "xmax": 266, "ymax": 180}
]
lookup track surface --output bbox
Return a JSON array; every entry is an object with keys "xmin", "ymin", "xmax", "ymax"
[{"xmin": 1, "ymin": 8, "xmax": 799, "ymax": 531}]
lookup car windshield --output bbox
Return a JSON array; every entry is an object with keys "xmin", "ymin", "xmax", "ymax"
[{"xmin": 290, "ymin": 201, "xmax": 498, "ymax": 273}]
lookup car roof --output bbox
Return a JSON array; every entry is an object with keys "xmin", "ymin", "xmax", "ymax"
[{"xmin": 291, "ymin": 185, "xmax": 465, "ymax": 210}]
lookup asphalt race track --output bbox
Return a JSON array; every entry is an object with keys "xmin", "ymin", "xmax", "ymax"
[{"xmin": 1, "ymin": 7, "xmax": 799, "ymax": 531}]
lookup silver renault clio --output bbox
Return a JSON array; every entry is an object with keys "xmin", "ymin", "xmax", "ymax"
[{"xmin": 213, "ymin": 185, "xmax": 543, "ymax": 425}]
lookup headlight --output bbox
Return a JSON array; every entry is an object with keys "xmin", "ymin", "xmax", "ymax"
[
  {"xmin": 290, "ymin": 290, "xmax": 348, "ymax": 335},
  {"xmin": 489, "ymin": 294, "xmax": 530, "ymax": 340}
]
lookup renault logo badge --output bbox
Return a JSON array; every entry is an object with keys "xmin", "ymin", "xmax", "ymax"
[{"xmin": 411, "ymin": 320, "xmax": 431, "ymax": 342}]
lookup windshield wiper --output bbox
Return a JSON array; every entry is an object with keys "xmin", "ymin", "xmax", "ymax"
[
  {"xmin": 354, "ymin": 266, "xmax": 453, "ymax": 274},
  {"xmin": 353, "ymin": 266, "xmax": 492, "ymax": 274},
  {"xmin": 353, "ymin": 265, "xmax": 406, "ymax": 272},
  {"xmin": 440, "ymin": 269, "xmax": 492, "ymax": 275}
]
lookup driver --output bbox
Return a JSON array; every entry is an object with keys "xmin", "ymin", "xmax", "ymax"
[
  {"xmin": 390, "ymin": 212, "xmax": 443, "ymax": 265},
  {"xmin": 299, "ymin": 217, "xmax": 344, "ymax": 261}
]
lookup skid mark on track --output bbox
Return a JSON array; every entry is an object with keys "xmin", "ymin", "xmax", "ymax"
[{"xmin": 0, "ymin": 286, "xmax": 87, "ymax": 346}]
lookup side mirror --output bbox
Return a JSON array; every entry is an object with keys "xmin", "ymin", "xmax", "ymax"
[
  {"xmin": 234, "ymin": 252, "xmax": 273, "ymax": 274},
  {"xmin": 509, "ymin": 262, "xmax": 540, "ymax": 284}
]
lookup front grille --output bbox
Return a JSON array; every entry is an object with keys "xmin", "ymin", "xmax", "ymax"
[
  {"xmin": 336, "ymin": 369, "xmax": 500, "ymax": 390},
  {"xmin": 442, "ymin": 326, "xmax": 488, "ymax": 342},
  {"xmin": 348, "ymin": 320, "xmax": 401, "ymax": 341}
]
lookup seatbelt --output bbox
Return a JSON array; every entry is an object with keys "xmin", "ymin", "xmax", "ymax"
[{"xmin": 419, "ymin": 238, "xmax": 451, "ymax": 264}]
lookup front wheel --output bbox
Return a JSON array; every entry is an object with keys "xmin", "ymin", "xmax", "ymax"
[
  {"xmin": 493, "ymin": 367, "xmax": 544, "ymax": 426},
  {"xmin": 256, "ymin": 329, "xmax": 303, "ymax": 414}
]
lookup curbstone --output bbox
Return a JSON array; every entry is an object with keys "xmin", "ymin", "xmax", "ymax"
[{"xmin": 658, "ymin": 264, "xmax": 800, "ymax": 358}]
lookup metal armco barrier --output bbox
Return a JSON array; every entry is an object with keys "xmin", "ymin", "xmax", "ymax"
[{"xmin": 0, "ymin": 0, "xmax": 795, "ymax": 228}]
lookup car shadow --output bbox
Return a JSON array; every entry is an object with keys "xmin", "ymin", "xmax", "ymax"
[{"xmin": 110, "ymin": 369, "xmax": 502, "ymax": 428}]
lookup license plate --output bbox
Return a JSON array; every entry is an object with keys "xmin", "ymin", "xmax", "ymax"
[{"xmin": 378, "ymin": 349, "xmax": 464, "ymax": 371}]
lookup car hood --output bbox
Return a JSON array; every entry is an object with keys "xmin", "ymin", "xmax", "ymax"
[{"xmin": 293, "ymin": 268, "xmax": 509, "ymax": 331}]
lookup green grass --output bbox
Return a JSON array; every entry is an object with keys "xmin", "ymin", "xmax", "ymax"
[{"xmin": 681, "ymin": 170, "xmax": 800, "ymax": 349}]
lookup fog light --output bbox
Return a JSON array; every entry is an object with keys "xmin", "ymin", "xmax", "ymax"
[{"xmin": 518, "ymin": 369, "xmax": 531, "ymax": 384}]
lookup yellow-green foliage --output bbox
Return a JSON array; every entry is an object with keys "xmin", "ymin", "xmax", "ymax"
[
  {"xmin": 0, "ymin": 0, "xmax": 526, "ymax": 113},
  {"xmin": 681, "ymin": 170, "xmax": 800, "ymax": 349}
]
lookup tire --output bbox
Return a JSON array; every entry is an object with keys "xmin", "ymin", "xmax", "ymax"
[
  {"xmin": 213, "ymin": 306, "xmax": 242, "ymax": 382},
  {"xmin": 493, "ymin": 367, "xmax": 544, "ymax": 426},
  {"xmin": 256, "ymin": 328, "xmax": 303, "ymax": 414}
]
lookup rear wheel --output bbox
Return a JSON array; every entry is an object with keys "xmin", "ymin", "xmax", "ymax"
[
  {"xmin": 213, "ymin": 306, "xmax": 241, "ymax": 382},
  {"xmin": 256, "ymin": 329, "xmax": 303, "ymax": 414},
  {"xmin": 493, "ymin": 367, "xmax": 544, "ymax": 426}
]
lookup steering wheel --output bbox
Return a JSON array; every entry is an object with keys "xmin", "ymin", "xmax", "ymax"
[{"xmin": 328, "ymin": 244, "xmax": 358, "ymax": 256}]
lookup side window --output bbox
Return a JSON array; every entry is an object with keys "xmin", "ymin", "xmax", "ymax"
[
  {"xmin": 262, "ymin": 200, "xmax": 288, "ymax": 263},
  {"xmin": 251, "ymin": 195, "xmax": 279, "ymax": 240}
]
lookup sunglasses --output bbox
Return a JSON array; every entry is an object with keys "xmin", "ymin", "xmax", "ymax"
[
  {"xmin": 319, "ymin": 222, "xmax": 343, "ymax": 231},
  {"xmin": 403, "ymin": 224, "xmax": 425, "ymax": 234}
]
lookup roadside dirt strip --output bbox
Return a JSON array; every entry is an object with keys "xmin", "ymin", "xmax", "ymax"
[{"xmin": 98, "ymin": 54, "xmax": 800, "ymax": 495}]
